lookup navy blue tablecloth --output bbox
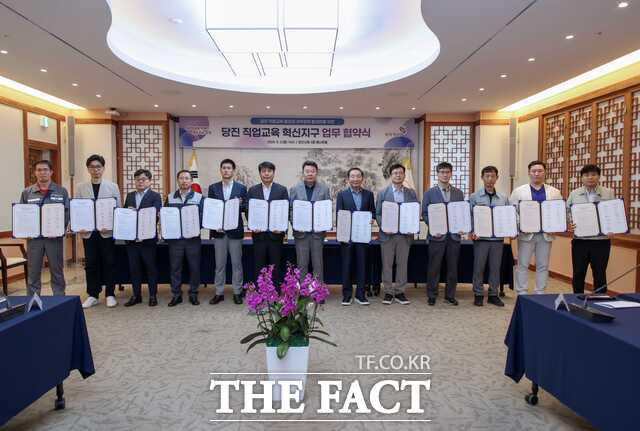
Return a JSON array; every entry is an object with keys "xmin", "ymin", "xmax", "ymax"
[
  {"xmin": 504, "ymin": 294, "xmax": 640, "ymax": 431},
  {"xmin": 618, "ymin": 293, "xmax": 640, "ymax": 302},
  {"xmin": 113, "ymin": 239, "xmax": 514, "ymax": 289},
  {"xmin": 0, "ymin": 296, "xmax": 95, "ymax": 426}
]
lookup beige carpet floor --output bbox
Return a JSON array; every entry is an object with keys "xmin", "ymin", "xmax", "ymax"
[{"xmin": 3, "ymin": 265, "xmax": 595, "ymax": 431}]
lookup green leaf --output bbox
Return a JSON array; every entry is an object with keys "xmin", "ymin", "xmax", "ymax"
[
  {"xmin": 241, "ymin": 331, "xmax": 267, "ymax": 344},
  {"xmin": 309, "ymin": 335, "xmax": 338, "ymax": 347},
  {"xmin": 310, "ymin": 329, "xmax": 331, "ymax": 337},
  {"xmin": 246, "ymin": 338, "xmax": 267, "ymax": 353},
  {"xmin": 279, "ymin": 326, "xmax": 290, "ymax": 342},
  {"xmin": 277, "ymin": 342, "xmax": 290, "ymax": 359}
]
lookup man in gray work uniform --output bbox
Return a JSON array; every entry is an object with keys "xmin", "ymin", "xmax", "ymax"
[
  {"xmin": 469, "ymin": 165, "xmax": 507, "ymax": 307},
  {"xmin": 19, "ymin": 159, "xmax": 70, "ymax": 296}
]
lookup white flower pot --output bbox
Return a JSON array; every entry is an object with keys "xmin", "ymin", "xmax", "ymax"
[{"xmin": 265, "ymin": 346, "xmax": 309, "ymax": 401}]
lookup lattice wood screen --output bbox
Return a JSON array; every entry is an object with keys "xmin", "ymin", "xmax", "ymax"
[
  {"xmin": 631, "ymin": 91, "xmax": 640, "ymax": 233},
  {"xmin": 568, "ymin": 106, "xmax": 592, "ymax": 192},
  {"xmin": 544, "ymin": 114, "xmax": 565, "ymax": 191},
  {"xmin": 595, "ymin": 96, "xmax": 625, "ymax": 198},
  {"xmin": 120, "ymin": 124, "xmax": 166, "ymax": 197},
  {"xmin": 429, "ymin": 125, "xmax": 472, "ymax": 198}
]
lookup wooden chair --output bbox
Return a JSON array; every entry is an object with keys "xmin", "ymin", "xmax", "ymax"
[{"xmin": 0, "ymin": 243, "xmax": 28, "ymax": 296}]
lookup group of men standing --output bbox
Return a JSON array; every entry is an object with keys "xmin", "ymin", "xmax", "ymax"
[{"xmin": 18, "ymin": 155, "xmax": 616, "ymax": 309}]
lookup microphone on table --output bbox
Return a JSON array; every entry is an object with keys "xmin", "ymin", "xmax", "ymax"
[{"xmin": 578, "ymin": 263, "xmax": 640, "ymax": 306}]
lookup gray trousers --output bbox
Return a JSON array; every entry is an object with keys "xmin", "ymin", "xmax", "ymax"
[
  {"xmin": 381, "ymin": 234, "xmax": 412, "ymax": 295},
  {"xmin": 472, "ymin": 241, "xmax": 504, "ymax": 296},
  {"xmin": 295, "ymin": 235, "xmax": 324, "ymax": 282},
  {"xmin": 214, "ymin": 236, "xmax": 243, "ymax": 295},
  {"xmin": 516, "ymin": 233, "xmax": 552, "ymax": 295},
  {"xmin": 426, "ymin": 237, "xmax": 460, "ymax": 299},
  {"xmin": 26, "ymin": 237, "xmax": 65, "ymax": 296},
  {"xmin": 168, "ymin": 238, "xmax": 201, "ymax": 296}
]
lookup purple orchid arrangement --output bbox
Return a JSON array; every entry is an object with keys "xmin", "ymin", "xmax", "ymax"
[{"xmin": 240, "ymin": 264, "xmax": 336, "ymax": 359}]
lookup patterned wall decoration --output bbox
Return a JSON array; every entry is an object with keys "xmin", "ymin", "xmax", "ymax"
[
  {"xmin": 568, "ymin": 105, "xmax": 592, "ymax": 191},
  {"xmin": 630, "ymin": 91, "xmax": 640, "ymax": 233},
  {"xmin": 543, "ymin": 113, "xmax": 565, "ymax": 191},
  {"xmin": 429, "ymin": 125, "xmax": 472, "ymax": 197},
  {"xmin": 120, "ymin": 124, "xmax": 165, "ymax": 197},
  {"xmin": 595, "ymin": 96, "xmax": 625, "ymax": 198}
]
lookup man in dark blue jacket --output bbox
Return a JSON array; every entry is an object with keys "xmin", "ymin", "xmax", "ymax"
[
  {"xmin": 336, "ymin": 167, "xmax": 375, "ymax": 305},
  {"xmin": 247, "ymin": 161, "xmax": 289, "ymax": 286},
  {"xmin": 208, "ymin": 159, "xmax": 247, "ymax": 305},
  {"xmin": 123, "ymin": 168, "xmax": 162, "ymax": 307}
]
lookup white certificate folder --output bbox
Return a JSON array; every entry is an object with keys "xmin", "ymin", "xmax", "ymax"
[
  {"xmin": 472, "ymin": 205, "xmax": 518, "ymax": 238},
  {"xmin": 12, "ymin": 203, "xmax": 66, "ymax": 239},
  {"xmin": 518, "ymin": 200, "xmax": 567, "ymax": 233},
  {"xmin": 570, "ymin": 199, "xmax": 628, "ymax": 237},
  {"xmin": 113, "ymin": 207, "xmax": 158, "ymax": 241},
  {"xmin": 68, "ymin": 197, "xmax": 118, "ymax": 233},
  {"xmin": 160, "ymin": 204, "xmax": 201, "ymax": 240},
  {"xmin": 292, "ymin": 199, "xmax": 333, "ymax": 233},
  {"xmin": 248, "ymin": 199, "xmax": 289, "ymax": 232}
]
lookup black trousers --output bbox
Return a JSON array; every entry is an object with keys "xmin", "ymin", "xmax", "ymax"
[
  {"xmin": 126, "ymin": 241, "xmax": 158, "ymax": 298},
  {"xmin": 253, "ymin": 237, "xmax": 283, "ymax": 286},
  {"xmin": 426, "ymin": 237, "xmax": 461, "ymax": 299},
  {"xmin": 340, "ymin": 242, "xmax": 367, "ymax": 298},
  {"xmin": 83, "ymin": 232, "xmax": 116, "ymax": 298},
  {"xmin": 168, "ymin": 238, "xmax": 201, "ymax": 296},
  {"xmin": 571, "ymin": 239, "xmax": 611, "ymax": 294}
]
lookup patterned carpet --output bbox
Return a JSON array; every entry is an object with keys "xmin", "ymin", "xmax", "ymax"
[{"xmin": 3, "ymin": 266, "xmax": 595, "ymax": 431}]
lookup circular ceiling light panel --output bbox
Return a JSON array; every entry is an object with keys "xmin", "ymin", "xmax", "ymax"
[{"xmin": 106, "ymin": 0, "xmax": 440, "ymax": 94}]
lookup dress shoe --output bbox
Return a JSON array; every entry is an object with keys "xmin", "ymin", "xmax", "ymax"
[
  {"xmin": 210, "ymin": 295, "xmax": 224, "ymax": 305},
  {"xmin": 382, "ymin": 294, "xmax": 394, "ymax": 305},
  {"xmin": 189, "ymin": 294, "xmax": 200, "ymax": 305},
  {"xmin": 445, "ymin": 297, "xmax": 459, "ymax": 306},
  {"xmin": 168, "ymin": 296, "xmax": 183, "ymax": 307},
  {"xmin": 124, "ymin": 296, "xmax": 142, "ymax": 307},
  {"xmin": 427, "ymin": 297, "xmax": 436, "ymax": 306},
  {"xmin": 233, "ymin": 294, "xmax": 243, "ymax": 305},
  {"xmin": 474, "ymin": 295, "xmax": 484, "ymax": 306},
  {"xmin": 488, "ymin": 295, "xmax": 505, "ymax": 307},
  {"xmin": 148, "ymin": 296, "xmax": 158, "ymax": 307}
]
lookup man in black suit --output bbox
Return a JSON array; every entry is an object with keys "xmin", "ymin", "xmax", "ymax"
[
  {"xmin": 208, "ymin": 158, "xmax": 247, "ymax": 305},
  {"xmin": 247, "ymin": 161, "xmax": 289, "ymax": 285},
  {"xmin": 336, "ymin": 167, "xmax": 375, "ymax": 306},
  {"xmin": 123, "ymin": 168, "xmax": 162, "ymax": 307}
]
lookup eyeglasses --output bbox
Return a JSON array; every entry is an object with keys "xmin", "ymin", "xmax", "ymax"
[{"xmin": 88, "ymin": 165, "xmax": 103, "ymax": 170}]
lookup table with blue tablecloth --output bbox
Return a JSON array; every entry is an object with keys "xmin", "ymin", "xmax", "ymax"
[
  {"xmin": 0, "ymin": 296, "xmax": 95, "ymax": 426},
  {"xmin": 112, "ymin": 239, "xmax": 514, "ymax": 291},
  {"xmin": 504, "ymin": 294, "xmax": 640, "ymax": 431},
  {"xmin": 618, "ymin": 292, "xmax": 640, "ymax": 302}
]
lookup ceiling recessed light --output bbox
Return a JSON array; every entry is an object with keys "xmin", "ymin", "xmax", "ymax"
[
  {"xmin": 191, "ymin": 104, "xmax": 197, "ymax": 108},
  {"xmin": 96, "ymin": 94, "xmax": 102, "ymax": 98},
  {"xmin": 266, "ymin": 105, "xmax": 271, "ymax": 109},
  {"xmin": 0, "ymin": 50, "xmax": 7, "ymax": 55},
  {"xmin": 461, "ymin": 98, "xmax": 467, "ymax": 102},
  {"xmin": 169, "ymin": 17, "xmax": 183, "ymax": 24},
  {"xmin": 153, "ymin": 104, "xmax": 159, "ymax": 108},
  {"xmin": 500, "ymin": 74, "xmax": 508, "ymax": 78},
  {"xmin": 71, "ymin": 83, "xmax": 78, "ymax": 87},
  {"xmin": 302, "ymin": 105, "xmax": 308, "ymax": 110},
  {"xmin": 40, "ymin": 68, "xmax": 47, "ymax": 73},
  {"xmin": 228, "ymin": 104, "xmax": 234, "ymax": 108},
  {"xmin": 565, "ymin": 34, "xmax": 574, "ymax": 40},
  {"xmin": 375, "ymin": 106, "xmax": 381, "ymax": 110},
  {"xmin": 479, "ymin": 87, "xmax": 485, "ymax": 91},
  {"xmin": 528, "ymin": 57, "xmax": 536, "ymax": 62},
  {"xmin": 618, "ymin": 2, "xmax": 629, "ymax": 8},
  {"xmin": 411, "ymin": 106, "xmax": 416, "ymax": 110},
  {"xmin": 339, "ymin": 106, "xmax": 344, "ymax": 110}
]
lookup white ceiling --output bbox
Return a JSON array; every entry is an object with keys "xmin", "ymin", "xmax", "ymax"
[{"xmin": 0, "ymin": 0, "xmax": 639, "ymax": 117}]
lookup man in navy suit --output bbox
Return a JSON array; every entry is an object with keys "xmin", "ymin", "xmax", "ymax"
[
  {"xmin": 123, "ymin": 168, "xmax": 162, "ymax": 307},
  {"xmin": 336, "ymin": 167, "xmax": 375, "ymax": 306},
  {"xmin": 422, "ymin": 161, "xmax": 465, "ymax": 306},
  {"xmin": 208, "ymin": 159, "xmax": 247, "ymax": 305},
  {"xmin": 247, "ymin": 161, "xmax": 289, "ymax": 286}
]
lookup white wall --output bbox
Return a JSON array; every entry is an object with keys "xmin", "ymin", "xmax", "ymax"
[
  {"xmin": 26, "ymin": 111, "xmax": 57, "ymax": 144},
  {"xmin": 475, "ymin": 124, "xmax": 510, "ymax": 194},
  {"xmin": 0, "ymin": 104, "xmax": 25, "ymax": 230},
  {"xmin": 515, "ymin": 118, "xmax": 539, "ymax": 188},
  {"xmin": 73, "ymin": 124, "xmax": 117, "ymax": 185}
]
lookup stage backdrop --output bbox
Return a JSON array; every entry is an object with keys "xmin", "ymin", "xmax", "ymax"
[{"xmin": 178, "ymin": 117, "xmax": 419, "ymax": 201}]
